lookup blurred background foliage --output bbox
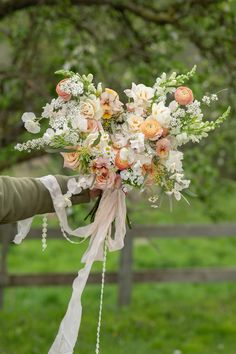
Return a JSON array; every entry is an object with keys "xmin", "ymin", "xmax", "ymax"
[
  {"xmin": 1, "ymin": 2, "xmax": 236, "ymax": 353},
  {"xmin": 0, "ymin": 0, "xmax": 236, "ymax": 219}
]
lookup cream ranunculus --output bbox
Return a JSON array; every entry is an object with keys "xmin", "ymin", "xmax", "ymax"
[{"xmin": 80, "ymin": 97, "xmax": 103, "ymax": 120}]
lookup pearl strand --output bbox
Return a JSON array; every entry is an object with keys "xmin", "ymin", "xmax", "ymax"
[
  {"xmin": 95, "ymin": 241, "xmax": 107, "ymax": 354},
  {"xmin": 41, "ymin": 215, "xmax": 48, "ymax": 251}
]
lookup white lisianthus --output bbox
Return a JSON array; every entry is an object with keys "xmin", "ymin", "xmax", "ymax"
[
  {"xmin": 21, "ymin": 112, "xmax": 40, "ymax": 134},
  {"xmin": 165, "ymin": 150, "xmax": 183, "ymax": 173},
  {"xmin": 124, "ymin": 83, "xmax": 154, "ymax": 105},
  {"xmin": 151, "ymin": 102, "xmax": 171, "ymax": 128}
]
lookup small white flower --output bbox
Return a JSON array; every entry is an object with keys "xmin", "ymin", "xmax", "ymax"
[
  {"xmin": 165, "ymin": 150, "xmax": 183, "ymax": 173},
  {"xmin": 21, "ymin": 113, "xmax": 40, "ymax": 134},
  {"xmin": 43, "ymin": 128, "xmax": 55, "ymax": 143}
]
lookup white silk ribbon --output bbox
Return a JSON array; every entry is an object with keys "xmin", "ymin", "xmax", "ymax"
[{"xmin": 14, "ymin": 175, "xmax": 127, "ymax": 354}]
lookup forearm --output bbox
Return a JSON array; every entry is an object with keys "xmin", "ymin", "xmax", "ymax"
[{"xmin": 0, "ymin": 175, "xmax": 90, "ymax": 224}]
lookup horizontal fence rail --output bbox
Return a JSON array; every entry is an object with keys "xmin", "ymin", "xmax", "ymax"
[
  {"xmin": 1, "ymin": 223, "xmax": 236, "ymax": 307},
  {"xmin": 25, "ymin": 223, "xmax": 236, "ymax": 239}
]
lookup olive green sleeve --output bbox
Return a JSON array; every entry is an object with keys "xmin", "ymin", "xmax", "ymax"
[{"xmin": 0, "ymin": 175, "xmax": 90, "ymax": 224}]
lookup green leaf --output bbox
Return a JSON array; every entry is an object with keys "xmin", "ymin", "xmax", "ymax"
[{"xmin": 55, "ymin": 69, "xmax": 75, "ymax": 78}]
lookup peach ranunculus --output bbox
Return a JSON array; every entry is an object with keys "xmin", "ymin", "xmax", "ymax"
[
  {"xmin": 174, "ymin": 86, "xmax": 194, "ymax": 106},
  {"xmin": 80, "ymin": 98, "xmax": 103, "ymax": 120},
  {"xmin": 140, "ymin": 118, "xmax": 163, "ymax": 139},
  {"xmin": 156, "ymin": 138, "xmax": 171, "ymax": 159},
  {"xmin": 61, "ymin": 148, "xmax": 80, "ymax": 170},
  {"xmin": 127, "ymin": 114, "xmax": 144, "ymax": 132},
  {"xmin": 56, "ymin": 79, "xmax": 71, "ymax": 101},
  {"xmin": 100, "ymin": 88, "xmax": 123, "ymax": 119}
]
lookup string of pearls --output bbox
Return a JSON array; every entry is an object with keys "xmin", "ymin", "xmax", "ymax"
[
  {"xmin": 95, "ymin": 241, "xmax": 108, "ymax": 354},
  {"xmin": 59, "ymin": 221, "xmax": 87, "ymax": 245},
  {"xmin": 41, "ymin": 215, "xmax": 48, "ymax": 251}
]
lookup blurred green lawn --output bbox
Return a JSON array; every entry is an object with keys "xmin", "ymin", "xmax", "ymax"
[{"xmin": 1, "ymin": 188, "xmax": 236, "ymax": 354}]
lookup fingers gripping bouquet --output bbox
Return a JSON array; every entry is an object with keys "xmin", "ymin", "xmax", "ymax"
[{"xmin": 15, "ymin": 67, "xmax": 230, "ymax": 354}]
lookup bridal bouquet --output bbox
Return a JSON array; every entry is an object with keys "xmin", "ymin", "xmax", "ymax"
[{"xmin": 15, "ymin": 67, "xmax": 230, "ymax": 354}]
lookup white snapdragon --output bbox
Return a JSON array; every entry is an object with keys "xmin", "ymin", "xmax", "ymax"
[
  {"xmin": 111, "ymin": 133, "xmax": 128, "ymax": 149},
  {"xmin": 129, "ymin": 133, "xmax": 145, "ymax": 153},
  {"xmin": 165, "ymin": 151, "xmax": 183, "ymax": 173},
  {"xmin": 175, "ymin": 132, "xmax": 189, "ymax": 146},
  {"xmin": 120, "ymin": 147, "xmax": 135, "ymax": 164},
  {"xmin": 124, "ymin": 83, "xmax": 154, "ymax": 105},
  {"xmin": 151, "ymin": 102, "xmax": 171, "ymax": 128},
  {"xmin": 21, "ymin": 112, "xmax": 40, "ymax": 134}
]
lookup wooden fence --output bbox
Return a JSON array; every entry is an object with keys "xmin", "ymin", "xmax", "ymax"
[{"xmin": 1, "ymin": 223, "xmax": 236, "ymax": 308}]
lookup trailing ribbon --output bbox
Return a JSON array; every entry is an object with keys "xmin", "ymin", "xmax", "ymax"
[{"xmin": 14, "ymin": 175, "xmax": 127, "ymax": 354}]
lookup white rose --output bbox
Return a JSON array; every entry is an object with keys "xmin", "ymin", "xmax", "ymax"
[
  {"xmin": 80, "ymin": 98, "xmax": 103, "ymax": 120},
  {"xmin": 151, "ymin": 102, "xmax": 171, "ymax": 128}
]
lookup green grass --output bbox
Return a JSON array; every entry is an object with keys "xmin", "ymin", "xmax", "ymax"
[{"xmin": 1, "ymin": 187, "xmax": 236, "ymax": 354}]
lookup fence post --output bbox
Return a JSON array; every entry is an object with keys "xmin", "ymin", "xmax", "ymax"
[
  {"xmin": 118, "ymin": 229, "xmax": 133, "ymax": 306},
  {"xmin": 0, "ymin": 224, "xmax": 13, "ymax": 309}
]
